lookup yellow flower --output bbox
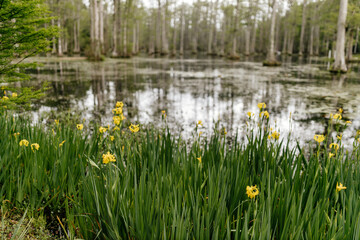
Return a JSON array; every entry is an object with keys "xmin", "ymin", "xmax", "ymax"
[
  {"xmin": 99, "ymin": 127, "xmax": 107, "ymax": 134},
  {"xmin": 330, "ymin": 143, "xmax": 339, "ymax": 151},
  {"xmin": 269, "ymin": 131, "xmax": 280, "ymax": 140},
  {"xmin": 257, "ymin": 102, "xmax": 266, "ymax": 109},
  {"xmin": 314, "ymin": 134, "xmax": 325, "ymax": 143},
  {"xmin": 115, "ymin": 101, "xmax": 124, "ymax": 108},
  {"xmin": 346, "ymin": 121, "xmax": 352, "ymax": 125},
  {"xmin": 259, "ymin": 111, "xmax": 269, "ymax": 119},
  {"xmin": 161, "ymin": 110, "xmax": 167, "ymax": 119},
  {"xmin": 336, "ymin": 182, "xmax": 346, "ymax": 192},
  {"xmin": 77, "ymin": 124, "xmax": 83, "ymax": 130},
  {"xmin": 197, "ymin": 157, "xmax": 202, "ymax": 164},
  {"xmin": 19, "ymin": 139, "xmax": 29, "ymax": 147},
  {"xmin": 55, "ymin": 119, "xmax": 59, "ymax": 126},
  {"xmin": 333, "ymin": 113, "xmax": 342, "ymax": 120},
  {"xmin": 113, "ymin": 116, "xmax": 121, "ymax": 125},
  {"xmin": 337, "ymin": 134, "xmax": 342, "ymax": 141},
  {"xmin": 102, "ymin": 152, "xmax": 116, "ymax": 164},
  {"xmin": 223, "ymin": 128, "xmax": 227, "ymax": 135},
  {"xmin": 11, "ymin": 93, "xmax": 17, "ymax": 98},
  {"xmin": 31, "ymin": 143, "xmax": 40, "ymax": 151},
  {"xmin": 329, "ymin": 153, "xmax": 335, "ymax": 159},
  {"xmin": 197, "ymin": 120, "xmax": 203, "ymax": 127},
  {"xmin": 110, "ymin": 136, "xmax": 114, "ymax": 141},
  {"xmin": 199, "ymin": 131, "xmax": 203, "ymax": 136},
  {"xmin": 112, "ymin": 107, "xmax": 123, "ymax": 115},
  {"xmin": 246, "ymin": 185, "xmax": 259, "ymax": 199},
  {"xmin": 113, "ymin": 126, "xmax": 120, "ymax": 131},
  {"xmin": 120, "ymin": 113, "xmax": 126, "ymax": 121},
  {"xmin": 2, "ymin": 96, "xmax": 9, "ymax": 101},
  {"xmin": 339, "ymin": 108, "xmax": 343, "ymax": 114},
  {"xmin": 247, "ymin": 112, "xmax": 253, "ymax": 118},
  {"xmin": 59, "ymin": 140, "xmax": 66, "ymax": 147},
  {"xmin": 13, "ymin": 132, "xmax": 20, "ymax": 137},
  {"xmin": 129, "ymin": 124, "xmax": 139, "ymax": 133}
]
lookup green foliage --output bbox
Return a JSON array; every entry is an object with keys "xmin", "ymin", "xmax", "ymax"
[
  {"xmin": 1, "ymin": 106, "xmax": 360, "ymax": 238},
  {"xmin": 0, "ymin": 0, "xmax": 57, "ymax": 109},
  {"xmin": 0, "ymin": 0, "xmax": 57, "ymax": 82}
]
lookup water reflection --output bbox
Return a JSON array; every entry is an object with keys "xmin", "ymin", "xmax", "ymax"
[{"xmin": 27, "ymin": 57, "xmax": 360, "ymax": 146}]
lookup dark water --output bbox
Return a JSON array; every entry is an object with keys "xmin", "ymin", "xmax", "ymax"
[{"xmin": 24, "ymin": 55, "xmax": 360, "ymax": 146}]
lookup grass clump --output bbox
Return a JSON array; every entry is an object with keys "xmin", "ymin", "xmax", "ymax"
[{"xmin": 0, "ymin": 103, "xmax": 360, "ymax": 239}]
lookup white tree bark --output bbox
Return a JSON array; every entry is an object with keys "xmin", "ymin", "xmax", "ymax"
[
  {"xmin": 179, "ymin": 8, "xmax": 185, "ymax": 55},
  {"xmin": 266, "ymin": 0, "xmax": 277, "ymax": 63},
  {"xmin": 161, "ymin": 0, "xmax": 169, "ymax": 54},
  {"xmin": 57, "ymin": 19, "xmax": 63, "ymax": 57},
  {"xmin": 231, "ymin": 0, "xmax": 240, "ymax": 57},
  {"xmin": 332, "ymin": 0, "xmax": 348, "ymax": 72},
  {"xmin": 111, "ymin": 0, "xmax": 118, "ymax": 57},
  {"xmin": 299, "ymin": 0, "xmax": 307, "ymax": 56}
]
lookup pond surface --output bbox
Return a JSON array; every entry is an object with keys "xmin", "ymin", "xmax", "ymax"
[{"xmin": 24, "ymin": 55, "xmax": 360, "ymax": 146}]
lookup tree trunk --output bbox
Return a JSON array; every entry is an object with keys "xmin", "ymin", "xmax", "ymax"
[
  {"xmin": 123, "ymin": 18, "xmax": 128, "ymax": 56},
  {"xmin": 354, "ymin": 27, "xmax": 359, "ymax": 54},
  {"xmin": 244, "ymin": 27, "xmax": 250, "ymax": 56},
  {"xmin": 265, "ymin": 0, "xmax": 278, "ymax": 64},
  {"xmin": 250, "ymin": 18, "xmax": 256, "ymax": 54},
  {"xmin": 212, "ymin": 0, "xmax": 219, "ymax": 54},
  {"xmin": 179, "ymin": 8, "xmax": 185, "ymax": 55},
  {"xmin": 191, "ymin": 1, "xmax": 199, "ymax": 54},
  {"xmin": 275, "ymin": 12, "xmax": 280, "ymax": 52},
  {"xmin": 99, "ymin": 0, "xmax": 104, "ymax": 53},
  {"xmin": 52, "ymin": 19, "xmax": 57, "ymax": 54},
  {"xmin": 299, "ymin": 0, "xmax": 307, "ymax": 56},
  {"xmin": 90, "ymin": 0, "xmax": 101, "ymax": 60},
  {"xmin": 309, "ymin": 26, "xmax": 314, "ymax": 56},
  {"xmin": 231, "ymin": 0, "xmax": 240, "ymax": 58},
  {"xmin": 73, "ymin": 0, "xmax": 80, "ymax": 54},
  {"xmin": 136, "ymin": 21, "xmax": 140, "ymax": 53},
  {"xmin": 172, "ymin": 3, "xmax": 177, "ymax": 55},
  {"xmin": 282, "ymin": 28, "xmax": 287, "ymax": 54},
  {"xmin": 287, "ymin": 29, "xmax": 294, "ymax": 55},
  {"xmin": 132, "ymin": 24, "xmax": 137, "ymax": 54},
  {"xmin": 332, "ymin": 0, "xmax": 347, "ymax": 72},
  {"xmin": 161, "ymin": 1, "xmax": 169, "ymax": 55},
  {"xmin": 346, "ymin": 29, "xmax": 354, "ymax": 61},
  {"xmin": 57, "ymin": 19, "xmax": 63, "ymax": 57},
  {"xmin": 111, "ymin": 0, "xmax": 119, "ymax": 57},
  {"xmin": 314, "ymin": 25, "xmax": 320, "ymax": 56},
  {"xmin": 219, "ymin": 16, "xmax": 225, "ymax": 56},
  {"xmin": 207, "ymin": 1, "xmax": 213, "ymax": 55},
  {"xmin": 156, "ymin": 0, "xmax": 161, "ymax": 53},
  {"xmin": 149, "ymin": 14, "xmax": 155, "ymax": 55},
  {"xmin": 63, "ymin": 34, "xmax": 68, "ymax": 54}
]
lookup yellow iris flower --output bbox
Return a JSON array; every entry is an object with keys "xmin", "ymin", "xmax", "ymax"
[
  {"xmin": 129, "ymin": 124, "xmax": 139, "ymax": 133},
  {"xmin": 257, "ymin": 102, "xmax": 266, "ymax": 109},
  {"xmin": 115, "ymin": 101, "xmax": 124, "ymax": 108},
  {"xmin": 102, "ymin": 152, "xmax": 116, "ymax": 164},
  {"xmin": 259, "ymin": 111, "xmax": 269, "ymax": 119},
  {"xmin": 19, "ymin": 139, "xmax": 29, "ymax": 147},
  {"xmin": 313, "ymin": 134, "xmax": 325, "ymax": 143},
  {"xmin": 99, "ymin": 127, "xmax": 107, "ymax": 134},
  {"xmin": 246, "ymin": 185, "xmax": 259, "ymax": 199},
  {"xmin": 336, "ymin": 182, "xmax": 346, "ymax": 192},
  {"xmin": 330, "ymin": 143, "xmax": 339, "ymax": 151},
  {"xmin": 113, "ymin": 116, "xmax": 121, "ymax": 125},
  {"xmin": 31, "ymin": 143, "xmax": 40, "ymax": 151}
]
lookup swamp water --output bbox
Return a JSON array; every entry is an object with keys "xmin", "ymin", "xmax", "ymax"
[{"xmin": 25, "ymin": 56, "xmax": 360, "ymax": 146}]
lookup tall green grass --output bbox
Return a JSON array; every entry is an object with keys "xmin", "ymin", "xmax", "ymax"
[{"xmin": 0, "ymin": 109, "xmax": 360, "ymax": 239}]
